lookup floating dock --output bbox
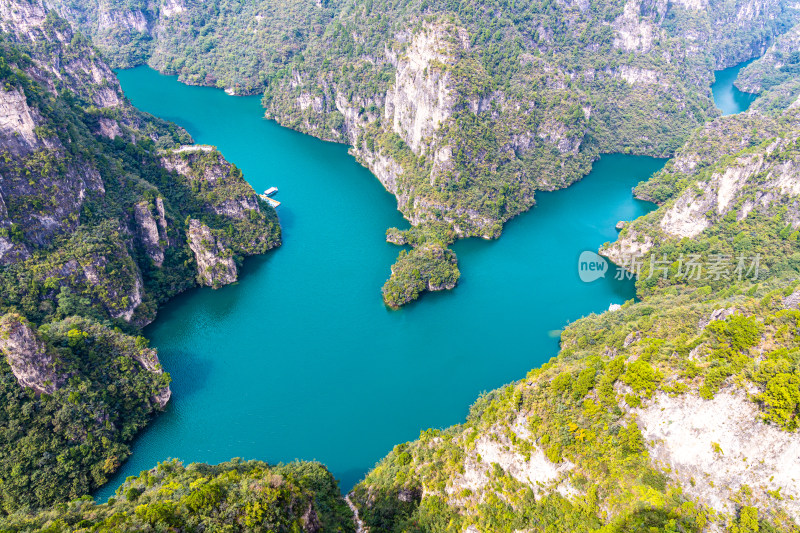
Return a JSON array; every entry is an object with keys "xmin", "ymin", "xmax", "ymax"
[{"xmin": 259, "ymin": 188, "xmax": 280, "ymax": 208}]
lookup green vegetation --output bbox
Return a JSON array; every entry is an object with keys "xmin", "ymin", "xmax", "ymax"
[
  {"xmin": 353, "ymin": 85, "xmax": 800, "ymax": 531},
  {"xmin": 8, "ymin": 0, "xmax": 800, "ymax": 529},
  {"xmin": 0, "ymin": 459, "xmax": 355, "ymax": 532},
  {"xmin": 353, "ymin": 278, "xmax": 800, "ymax": 532},
  {"xmin": 0, "ymin": 10, "xmax": 280, "ymax": 512},
  {"xmin": 603, "ymin": 100, "xmax": 800, "ymax": 301},
  {"xmin": 382, "ymin": 244, "xmax": 460, "ymax": 308},
  {"xmin": 0, "ymin": 316, "xmax": 168, "ymax": 512},
  {"xmin": 49, "ymin": 0, "xmax": 800, "ymax": 305}
]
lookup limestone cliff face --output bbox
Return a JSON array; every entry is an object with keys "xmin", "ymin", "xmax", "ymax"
[
  {"xmin": 160, "ymin": 145, "xmax": 262, "ymax": 221},
  {"xmin": 384, "ymin": 23, "xmax": 462, "ymax": 155},
  {"xmin": 738, "ymin": 21, "xmax": 800, "ymax": 93},
  {"xmin": 131, "ymin": 341, "xmax": 171, "ymax": 408},
  {"xmin": 353, "ymin": 286, "xmax": 800, "ymax": 531},
  {"xmin": 0, "ymin": 313, "xmax": 172, "ymax": 409},
  {"xmin": 0, "ymin": 87, "xmax": 43, "ymax": 155},
  {"xmin": 633, "ymin": 388, "xmax": 800, "ymax": 522},
  {"xmin": 186, "ymin": 218, "xmax": 238, "ymax": 288},
  {"xmin": 604, "ymin": 111, "xmax": 800, "ymax": 264},
  {"xmin": 134, "ymin": 199, "xmax": 169, "ymax": 267},
  {"xmin": 96, "ymin": 0, "xmax": 149, "ymax": 34},
  {"xmin": 0, "ymin": 151, "xmax": 105, "ymax": 266},
  {"xmin": 160, "ymin": 146, "xmax": 281, "ymax": 272},
  {"xmin": 0, "ymin": 314, "xmax": 63, "ymax": 394},
  {"xmin": 0, "ymin": 0, "xmax": 122, "ymax": 268},
  {"xmin": 0, "ymin": 0, "xmax": 123, "ymax": 107},
  {"xmin": 44, "ymin": 0, "xmax": 799, "ymax": 308}
]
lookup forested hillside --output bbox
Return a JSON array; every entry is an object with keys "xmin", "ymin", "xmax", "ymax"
[
  {"xmin": 49, "ymin": 0, "xmax": 800, "ymax": 305},
  {"xmin": 350, "ymin": 69, "xmax": 800, "ymax": 532},
  {"xmin": 3, "ymin": 0, "xmax": 800, "ymax": 530},
  {"xmin": 0, "ymin": 0, "xmax": 280, "ymax": 510},
  {"xmin": 0, "ymin": 459, "xmax": 355, "ymax": 532}
]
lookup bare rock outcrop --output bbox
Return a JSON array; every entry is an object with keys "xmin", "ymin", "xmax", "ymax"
[
  {"xmin": 134, "ymin": 199, "xmax": 169, "ymax": 266},
  {"xmin": 634, "ymin": 389, "xmax": 800, "ymax": 521},
  {"xmin": 384, "ymin": 22, "xmax": 461, "ymax": 155},
  {"xmin": 0, "ymin": 87, "xmax": 42, "ymax": 155},
  {"xmin": 160, "ymin": 145, "xmax": 262, "ymax": 220},
  {"xmin": 132, "ymin": 343, "xmax": 171, "ymax": 408},
  {"xmin": 187, "ymin": 219, "xmax": 238, "ymax": 288},
  {"xmin": 0, "ymin": 314, "xmax": 63, "ymax": 394},
  {"xmin": 0, "ymin": 0, "xmax": 123, "ymax": 108}
]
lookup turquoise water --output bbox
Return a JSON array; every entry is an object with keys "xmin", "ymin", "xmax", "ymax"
[
  {"xmin": 712, "ymin": 59, "xmax": 759, "ymax": 115},
  {"xmin": 97, "ymin": 66, "xmax": 665, "ymax": 498}
]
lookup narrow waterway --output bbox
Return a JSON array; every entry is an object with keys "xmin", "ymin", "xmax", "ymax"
[
  {"xmin": 96, "ymin": 59, "xmax": 754, "ymax": 498},
  {"xmin": 712, "ymin": 59, "xmax": 759, "ymax": 115}
]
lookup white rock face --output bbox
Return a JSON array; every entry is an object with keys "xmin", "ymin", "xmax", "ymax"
[
  {"xmin": 96, "ymin": 117, "xmax": 122, "ymax": 139},
  {"xmin": 187, "ymin": 219, "xmax": 238, "ymax": 287},
  {"xmin": 160, "ymin": 145, "xmax": 223, "ymax": 184},
  {"xmin": 658, "ymin": 152, "xmax": 800, "ymax": 239},
  {"xmin": 1, "ymin": 0, "xmax": 123, "ymax": 108},
  {"xmin": 134, "ymin": 201, "xmax": 168, "ymax": 266},
  {"xmin": 671, "ymin": 0, "xmax": 708, "ymax": 9},
  {"xmin": 0, "ymin": 87, "xmax": 41, "ymax": 154},
  {"xmin": 617, "ymin": 66, "xmax": 660, "ymax": 86},
  {"xmin": 385, "ymin": 22, "xmax": 460, "ymax": 155},
  {"xmin": 97, "ymin": 6, "xmax": 149, "ymax": 33},
  {"xmin": 0, "ymin": 316, "xmax": 63, "ymax": 394},
  {"xmin": 160, "ymin": 0, "xmax": 185, "ymax": 17},
  {"xmin": 636, "ymin": 390, "xmax": 800, "ymax": 521},
  {"xmin": 658, "ymin": 190, "xmax": 713, "ymax": 238},
  {"xmin": 447, "ymin": 418, "xmax": 575, "ymax": 502},
  {"xmin": 602, "ymin": 228, "xmax": 654, "ymax": 264},
  {"xmin": 613, "ymin": 0, "xmax": 656, "ymax": 51},
  {"xmin": 0, "ymin": 0, "xmax": 47, "ymax": 38},
  {"xmin": 297, "ymin": 92, "xmax": 324, "ymax": 113}
]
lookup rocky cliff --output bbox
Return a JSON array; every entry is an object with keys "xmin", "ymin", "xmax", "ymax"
[
  {"xmin": 352, "ymin": 281, "xmax": 800, "ymax": 532},
  {"xmin": 602, "ymin": 101, "xmax": 800, "ymax": 295},
  {"xmin": 187, "ymin": 218, "xmax": 238, "ymax": 287},
  {"xmin": 0, "ymin": 314, "xmax": 64, "ymax": 394},
  {"xmin": 346, "ymin": 72, "xmax": 800, "ymax": 533},
  {"xmin": 0, "ymin": 0, "xmax": 281, "ymax": 510},
  {"xmin": 47, "ymin": 0, "xmax": 800, "ymax": 305},
  {"xmin": 738, "ymin": 21, "xmax": 800, "ymax": 94}
]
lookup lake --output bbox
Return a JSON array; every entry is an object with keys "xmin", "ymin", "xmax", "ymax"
[{"xmin": 97, "ymin": 59, "xmax": 752, "ymax": 498}]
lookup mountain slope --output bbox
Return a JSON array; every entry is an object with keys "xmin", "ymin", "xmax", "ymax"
[
  {"xmin": 0, "ymin": 459, "xmax": 355, "ymax": 532},
  {"xmin": 350, "ymin": 71, "xmax": 800, "ymax": 533},
  {"xmin": 0, "ymin": 0, "xmax": 280, "ymax": 510},
  {"xmin": 48, "ymin": 0, "xmax": 800, "ymax": 305}
]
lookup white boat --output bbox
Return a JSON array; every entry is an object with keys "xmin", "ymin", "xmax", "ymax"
[{"xmin": 263, "ymin": 187, "xmax": 278, "ymax": 197}]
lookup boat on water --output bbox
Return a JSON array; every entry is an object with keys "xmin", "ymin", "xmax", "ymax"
[{"xmin": 259, "ymin": 187, "xmax": 281, "ymax": 208}]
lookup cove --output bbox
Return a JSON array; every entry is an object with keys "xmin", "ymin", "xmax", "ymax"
[
  {"xmin": 97, "ymin": 66, "xmax": 664, "ymax": 499},
  {"xmin": 712, "ymin": 58, "xmax": 759, "ymax": 115}
]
